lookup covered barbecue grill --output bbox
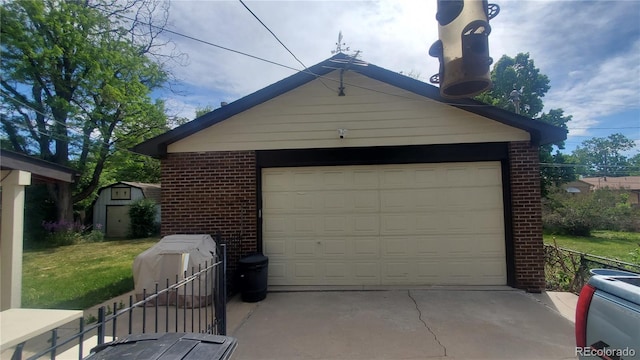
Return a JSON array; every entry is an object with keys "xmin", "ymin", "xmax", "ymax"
[{"xmin": 133, "ymin": 234, "xmax": 217, "ymax": 307}]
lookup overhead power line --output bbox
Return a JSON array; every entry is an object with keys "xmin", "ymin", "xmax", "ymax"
[
  {"xmin": 237, "ymin": 0, "xmax": 307, "ymax": 70},
  {"xmin": 116, "ymin": 13, "xmax": 304, "ymax": 74}
]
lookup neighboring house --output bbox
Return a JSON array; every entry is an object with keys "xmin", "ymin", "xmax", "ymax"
[
  {"xmin": 562, "ymin": 179, "xmax": 592, "ymax": 195},
  {"xmin": 567, "ymin": 177, "xmax": 640, "ymax": 206},
  {"xmin": 133, "ymin": 53, "xmax": 566, "ymax": 293},
  {"xmin": 1, "ymin": 149, "xmax": 76, "ymax": 309},
  {"xmin": 93, "ymin": 181, "xmax": 161, "ymax": 238}
]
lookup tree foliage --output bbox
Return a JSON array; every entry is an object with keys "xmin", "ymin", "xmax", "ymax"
[
  {"xmin": 629, "ymin": 153, "xmax": 640, "ymax": 176},
  {"xmin": 476, "ymin": 53, "xmax": 550, "ymax": 118},
  {"xmin": 0, "ymin": 0, "xmax": 173, "ymax": 221},
  {"xmin": 571, "ymin": 133, "xmax": 636, "ymax": 177},
  {"xmin": 543, "ymin": 187, "xmax": 640, "ymax": 236},
  {"xmin": 476, "ymin": 53, "xmax": 573, "ymax": 194}
]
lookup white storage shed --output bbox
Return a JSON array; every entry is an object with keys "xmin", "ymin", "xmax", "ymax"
[{"xmin": 92, "ymin": 181, "xmax": 161, "ymax": 237}]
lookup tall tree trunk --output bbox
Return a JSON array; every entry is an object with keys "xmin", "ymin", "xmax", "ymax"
[
  {"xmin": 46, "ymin": 180, "xmax": 74, "ymax": 222},
  {"xmin": 55, "ymin": 182, "xmax": 74, "ymax": 222}
]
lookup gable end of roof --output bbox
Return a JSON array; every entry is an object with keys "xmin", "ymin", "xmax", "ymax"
[{"xmin": 133, "ymin": 53, "xmax": 567, "ymax": 158}]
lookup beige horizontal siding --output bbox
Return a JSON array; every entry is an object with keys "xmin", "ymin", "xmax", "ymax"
[{"xmin": 168, "ymin": 70, "xmax": 529, "ymax": 153}]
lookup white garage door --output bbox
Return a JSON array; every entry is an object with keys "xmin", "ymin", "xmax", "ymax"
[{"xmin": 262, "ymin": 162, "xmax": 506, "ymax": 286}]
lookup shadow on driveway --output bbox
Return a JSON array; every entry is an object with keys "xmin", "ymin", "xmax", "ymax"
[{"xmin": 231, "ymin": 289, "xmax": 576, "ymax": 360}]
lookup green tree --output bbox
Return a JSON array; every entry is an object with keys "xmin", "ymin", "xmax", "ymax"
[
  {"xmin": 476, "ymin": 53, "xmax": 550, "ymax": 118},
  {"xmin": 629, "ymin": 153, "xmax": 640, "ymax": 176},
  {"xmin": 0, "ymin": 0, "xmax": 172, "ymax": 221},
  {"xmin": 195, "ymin": 105, "xmax": 215, "ymax": 118},
  {"xmin": 538, "ymin": 109, "xmax": 575, "ymax": 195},
  {"xmin": 476, "ymin": 53, "xmax": 572, "ymax": 194},
  {"xmin": 571, "ymin": 133, "xmax": 636, "ymax": 177}
]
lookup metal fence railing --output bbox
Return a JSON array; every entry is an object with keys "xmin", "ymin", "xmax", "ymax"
[
  {"xmin": 544, "ymin": 243, "xmax": 640, "ymax": 293},
  {"xmin": 11, "ymin": 244, "xmax": 228, "ymax": 360}
]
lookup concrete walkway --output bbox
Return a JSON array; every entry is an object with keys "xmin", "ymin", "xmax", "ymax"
[{"xmin": 227, "ymin": 289, "xmax": 577, "ymax": 360}]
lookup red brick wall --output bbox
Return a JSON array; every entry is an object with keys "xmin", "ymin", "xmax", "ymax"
[
  {"xmin": 161, "ymin": 151, "xmax": 257, "ymax": 280},
  {"xmin": 509, "ymin": 141, "xmax": 545, "ymax": 292}
]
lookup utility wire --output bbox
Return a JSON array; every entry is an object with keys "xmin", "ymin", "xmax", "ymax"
[
  {"xmin": 237, "ymin": 0, "xmax": 335, "ymax": 93},
  {"xmin": 116, "ymin": 13, "xmax": 303, "ymax": 74},
  {"xmin": 238, "ymin": 0, "xmax": 306, "ymax": 70}
]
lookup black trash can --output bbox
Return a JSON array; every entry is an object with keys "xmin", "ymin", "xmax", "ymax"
[{"xmin": 238, "ymin": 254, "xmax": 269, "ymax": 302}]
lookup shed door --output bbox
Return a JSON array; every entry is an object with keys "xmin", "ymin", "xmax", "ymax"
[
  {"xmin": 106, "ymin": 205, "xmax": 131, "ymax": 238},
  {"xmin": 262, "ymin": 162, "xmax": 506, "ymax": 286}
]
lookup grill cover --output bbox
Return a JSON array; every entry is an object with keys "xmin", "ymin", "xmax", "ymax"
[{"xmin": 133, "ymin": 234, "xmax": 217, "ymax": 307}]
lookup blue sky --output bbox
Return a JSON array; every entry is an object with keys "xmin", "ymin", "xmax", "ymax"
[{"xmin": 155, "ymin": 0, "xmax": 640, "ymax": 156}]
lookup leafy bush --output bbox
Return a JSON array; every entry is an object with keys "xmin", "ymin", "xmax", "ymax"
[
  {"xmin": 42, "ymin": 220, "xmax": 85, "ymax": 246},
  {"xmin": 543, "ymin": 187, "xmax": 640, "ymax": 235},
  {"xmin": 84, "ymin": 225, "xmax": 105, "ymax": 242},
  {"xmin": 128, "ymin": 199, "xmax": 158, "ymax": 238}
]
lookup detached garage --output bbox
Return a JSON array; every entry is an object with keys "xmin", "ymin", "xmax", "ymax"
[{"xmin": 133, "ymin": 53, "xmax": 566, "ymax": 292}]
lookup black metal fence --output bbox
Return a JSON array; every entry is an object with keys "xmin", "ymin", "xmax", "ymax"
[
  {"xmin": 544, "ymin": 243, "xmax": 640, "ymax": 293},
  {"xmin": 14, "ymin": 245, "xmax": 228, "ymax": 360}
]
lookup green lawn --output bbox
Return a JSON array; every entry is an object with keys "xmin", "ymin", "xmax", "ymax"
[
  {"xmin": 22, "ymin": 238, "xmax": 158, "ymax": 309},
  {"xmin": 543, "ymin": 231, "xmax": 640, "ymax": 264}
]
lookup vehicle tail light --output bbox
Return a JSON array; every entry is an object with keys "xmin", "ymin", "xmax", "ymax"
[{"xmin": 575, "ymin": 284, "xmax": 596, "ymax": 347}]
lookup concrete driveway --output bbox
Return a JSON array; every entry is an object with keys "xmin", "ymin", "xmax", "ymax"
[{"xmin": 228, "ymin": 289, "xmax": 576, "ymax": 360}]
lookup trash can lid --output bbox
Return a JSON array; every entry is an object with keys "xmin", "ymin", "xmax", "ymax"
[
  {"xmin": 87, "ymin": 332, "xmax": 237, "ymax": 360},
  {"xmin": 239, "ymin": 253, "xmax": 268, "ymax": 265}
]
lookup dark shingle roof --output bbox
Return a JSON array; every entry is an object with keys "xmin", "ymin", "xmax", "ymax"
[{"xmin": 132, "ymin": 53, "xmax": 567, "ymax": 158}]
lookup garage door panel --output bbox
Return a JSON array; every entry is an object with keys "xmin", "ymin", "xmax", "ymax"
[
  {"xmin": 262, "ymin": 162, "xmax": 506, "ymax": 286},
  {"xmin": 353, "ymin": 170, "xmax": 379, "ymax": 188},
  {"xmin": 325, "ymin": 262, "xmax": 349, "ymax": 279},
  {"xmin": 380, "ymin": 214, "xmax": 413, "ymax": 234},
  {"xmin": 293, "ymin": 216, "xmax": 316, "ymax": 233},
  {"xmin": 354, "ymin": 238, "xmax": 379, "ymax": 256},
  {"xmin": 380, "ymin": 190, "xmax": 441, "ymax": 212},
  {"xmin": 476, "ymin": 166, "xmax": 503, "ymax": 185},
  {"xmin": 380, "ymin": 169, "xmax": 411, "ymax": 188},
  {"xmin": 354, "ymin": 215, "xmax": 379, "ymax": 233},
  {"xmin": 383, "ymin": 262, "xmax": 413, "ymax": 281},
  {"xmin": 324, "ymin": 239, "xmax": 348, "ymax": 255},
  {"xmin": 354, "ymin": 262, "xmax": 379, "ymax": 280},
  {"xmin": 414, "ymin": 169, "xmax": 438, "ymax": 186},
  {"xmin": 294, "ymin": 240, "xmax": 317, "ymax": 256},
  {"xmin": 262, "ymin": 171, "xmax": 291, "ymax": 190},
  {"xmin": 269, "ymin": 263, "xmax": 287, "ymax": 282},
  {"xmin": 293, "ymin": 192, "xmax": 315, "ymax": 210},
  {"xmin": 263, "ymin": 215, "xmax": 288, "ymax": 234},
  {"xmin": 381, "ymin": 236, "xmax": 414, "ymax": 256},
  {"xmin": 294, "ymin": 262, "xmax": 318, "ymax": 278},
  {"xmin": 414, "ymin": 213, "xmax": 445, "ymax": 233},
  {"xmin": 264, "ymin": 239, "xmax": 286, "ymax": 256},
  {"xmin": 263, "ymin": 192, "xmax": 292, "ymax": 211}
]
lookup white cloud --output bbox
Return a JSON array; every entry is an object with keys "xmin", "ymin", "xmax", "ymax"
[
  {"xmin": 545, "ymin": 39, "xmax": 640, "ymax": 136},
  {"xmin": 156, "ymin": 0, "xmax": 640, "ymax": 144}
]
